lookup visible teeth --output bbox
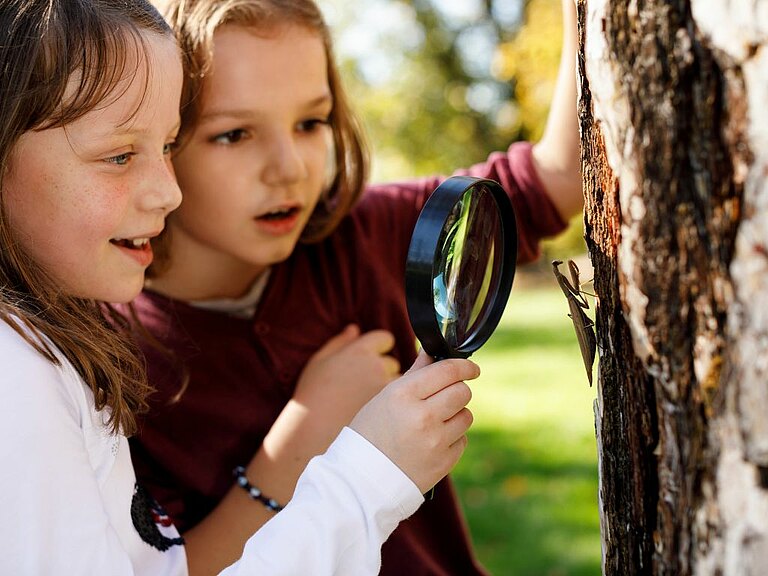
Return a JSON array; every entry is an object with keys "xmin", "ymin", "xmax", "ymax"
[
  {"xmin": 267, "ymin": 208, "xmax": 292, "ymax": 216},
  {"xmin": 111, "ymin": 237, "xmax": 149, "ymax": 248}
]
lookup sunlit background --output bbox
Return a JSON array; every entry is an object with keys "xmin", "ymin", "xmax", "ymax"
[{"xmin": 319, "ymin": 1, "xmax": 600, "ymax": 574}]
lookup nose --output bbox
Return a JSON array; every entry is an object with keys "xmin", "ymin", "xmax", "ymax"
[
  {"xmin": 140, "ymin": 156, "xmax": 182, "ymax": 215},
  {"xmin": 261, "ymin": 133, "xmax": 307, "ymax": 186}
]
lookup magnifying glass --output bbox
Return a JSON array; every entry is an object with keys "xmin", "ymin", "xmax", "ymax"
[{"xmin": 405, "ymin": 176, "xmax": 517, "ymax": 359}]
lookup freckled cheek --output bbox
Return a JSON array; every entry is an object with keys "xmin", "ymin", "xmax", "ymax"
[
  {"xmin": 3, "ymin": 178, "xmax": 66, "ymax": 252},
  {"xmin": 77, "ymin": 183, "xmax": 133, "ymax": 236}
]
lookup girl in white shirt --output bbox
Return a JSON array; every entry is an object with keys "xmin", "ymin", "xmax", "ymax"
[{"xmin": 0, "ymin": 1, "xmax": 478, "ymax": 574}]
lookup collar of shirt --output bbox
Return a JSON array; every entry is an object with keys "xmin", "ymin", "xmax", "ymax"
[{"xmin": 188, "ymin": 269, "xmax": 271, "ymax": 319}]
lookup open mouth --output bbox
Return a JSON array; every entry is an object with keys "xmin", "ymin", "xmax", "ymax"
[
  {"xmin": 110, "ymin": 237, "xmax": 150, "ymax": 250},
  {"xmin": 258, "ymin": 207, "xmax": 299, "ymax": 221}
]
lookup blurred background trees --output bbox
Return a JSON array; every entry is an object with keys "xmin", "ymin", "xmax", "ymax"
[{"xmin": 322, "ymin": 0, "xmax": 584, "ymax": 261}]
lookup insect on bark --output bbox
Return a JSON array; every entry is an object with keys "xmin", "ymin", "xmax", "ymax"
[{"xmin": 551, "ymin": 259, "xmax": 596, "ymax": 386}]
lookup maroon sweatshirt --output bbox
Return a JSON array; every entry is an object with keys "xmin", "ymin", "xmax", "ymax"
[{"xmin": 129, "ymin": 142, "xmax": 566, "ymax": 575}]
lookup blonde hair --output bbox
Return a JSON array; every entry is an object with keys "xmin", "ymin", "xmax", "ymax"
[
  {"xmin": 0, "ymin": 0, "xmax": 174, "ymax": 435},
  {"xmin": 158, "ymin": 0, "xmax": 368, "ymax": 247}
]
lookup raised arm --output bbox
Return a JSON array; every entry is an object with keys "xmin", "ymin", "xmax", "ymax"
[{"xmin": 531, "ymin": 0, "xmax": 582, "ymax": 221}]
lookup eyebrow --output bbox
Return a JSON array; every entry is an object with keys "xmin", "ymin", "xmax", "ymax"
[
  {"xmin": 74, "ymin": 119, "xmax": 182, "ymax": 154},
  {"xmin": 94, "ymin": 119, "xmax": 182, "ymax": 139},
  {"xmin": 199, "ymin": 94, "xmax": 333, "ymax": 122}
]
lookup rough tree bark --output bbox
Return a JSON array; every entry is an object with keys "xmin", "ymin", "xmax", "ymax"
[{"xmin": 578, "ymin": 0, "xmax": 768, "ymax": 574}]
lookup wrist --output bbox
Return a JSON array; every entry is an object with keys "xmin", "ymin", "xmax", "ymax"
[{"xmin": 233, "ymin": 465, "xmax": 284, "ymax": 512}]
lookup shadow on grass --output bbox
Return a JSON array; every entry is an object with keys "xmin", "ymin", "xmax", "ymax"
[{"xmin": 452, "ymin": 426, "xmax": 601, "ymax": 576}]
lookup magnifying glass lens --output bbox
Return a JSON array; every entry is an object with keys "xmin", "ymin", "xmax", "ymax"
[
  {"xmin": 432, "ymin": 185, "xmax": 502, "ymax": 348},
  {"xmin": 406, "ymin": 175, "xmax": 516, "ymax": 359}
]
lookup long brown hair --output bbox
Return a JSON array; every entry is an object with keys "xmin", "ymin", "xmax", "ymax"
[
  {"xmin": 158, "ymin": 0, "xmax": 369, "ymax": 245},
  {"xmin": 0, "ymin": 0, "xmax": 173, "ymax": 435}
]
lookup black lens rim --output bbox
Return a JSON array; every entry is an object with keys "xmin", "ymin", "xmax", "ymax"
[{"xmin": 405, "ymin": 176, "xmax": 518, "ymax": 359}]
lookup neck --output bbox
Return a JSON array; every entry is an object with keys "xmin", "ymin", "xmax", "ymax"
[
  {"xmin": 147, "ymin": 235, "xmax": 268, "ymax": 301},
  {"xmin": 148, "ymin": 266, "xmax": 267, "ymax": 301}
]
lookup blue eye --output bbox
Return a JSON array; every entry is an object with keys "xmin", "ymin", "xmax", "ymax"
[
  {"xmin": 105, "ymin": 152, "xmax": 133, "ymax": 166},
  {"xmin": 213, "ymin": 129, "xmax": 247, "ymax": 144},
  {"xmin": 163, "ymin": 142, "xmax": 176, "ymax": 155}
]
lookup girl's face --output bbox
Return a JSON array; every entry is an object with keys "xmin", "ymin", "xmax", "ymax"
[
  {"xmin": 167, "ymin": 24, "xmax": 332, "ymax": 295},
  {"xmin": 2, "ymin": 32, "xmax": 183, "ymax": 303}
]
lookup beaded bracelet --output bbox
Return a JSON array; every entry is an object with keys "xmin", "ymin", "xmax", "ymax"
[{"xmin": 233, "ymin": 466, "xmax": 284, "ymax": 512}]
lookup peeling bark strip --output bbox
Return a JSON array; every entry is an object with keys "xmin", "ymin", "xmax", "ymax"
[
  {"xmin": 691, "ymin": 2, "xmax": 768, "ymax": 575},
  {"xmin": 605, "ymin": 2, "xmax": 741, "ymax": 573},
  {"xmin": 577, "ymin": 2, "xmax": 657, "ymax": 574},
  {"xmin": 581, "ymin": 0, "xmax": 748, "ymax": 574}
]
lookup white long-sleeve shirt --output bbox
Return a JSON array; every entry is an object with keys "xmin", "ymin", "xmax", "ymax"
[{"xmin": 0, "ymin": 318, "xmax": 423, "ymax": 575}]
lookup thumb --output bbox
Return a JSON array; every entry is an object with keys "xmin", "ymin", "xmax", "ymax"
[
  {"xmin": 404, "ymin": 349, "xmax": 434, "ymax": 374},
  {"xmin": 311, "ymin": 324, "xmax": 360, "ymax": 361}
]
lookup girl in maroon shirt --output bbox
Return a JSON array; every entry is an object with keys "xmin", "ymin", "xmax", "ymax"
[{"xmin": 130, "ymin": 0, "xmax": 581, "ymax": 574}]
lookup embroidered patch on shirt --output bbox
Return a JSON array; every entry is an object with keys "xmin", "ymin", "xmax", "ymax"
[{"xmin": 131, "ymin": 483, "xmax": 185, "ymax": 551}]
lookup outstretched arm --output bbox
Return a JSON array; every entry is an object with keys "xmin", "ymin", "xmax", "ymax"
[
  {"xmin": 220, "ymin": 353, "xmax": 478, "ymax": 576},
  {"xmin": 531, "ymin": 0, "xmax": 582, "ymax": 221}
]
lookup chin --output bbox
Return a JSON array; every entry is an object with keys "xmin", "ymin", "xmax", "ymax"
[
  {"xmin": 266, "ymin": 244, "xmax": 296, "ymax": 266},
  {"xmin": 87, "ymin": 280, "xmax": 144, "ymax": 304},
  {"xmin": 244, "ymin": 243, "xmax": 295, "ymax": 268}
]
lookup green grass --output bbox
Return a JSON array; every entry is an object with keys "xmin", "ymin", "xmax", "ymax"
[{"xmin": 452, "ymin": 284, "xmax": 601, "ymax": 576}]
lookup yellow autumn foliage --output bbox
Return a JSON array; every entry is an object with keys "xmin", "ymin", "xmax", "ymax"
[{"xmin": 493, "ymin": 0, "xmax": 563, "ymax": 140}]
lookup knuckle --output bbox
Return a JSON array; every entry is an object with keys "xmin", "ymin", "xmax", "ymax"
[
  {"xmin": 425, "ymin": 432, "xmax": 442, "ymax": 452},
  {"xmin": 415, "ymin": 411, "xmax": 434, "ymax": 436},
  {"xmin": 411, "ymin": 411, "xmax": 438, "ymax": 439},
  {"xmin": 389, "ymin": 381, "xmax": 411, "ymax": 403}
]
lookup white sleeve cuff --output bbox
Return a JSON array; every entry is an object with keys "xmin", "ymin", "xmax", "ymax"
[
  {"xmin": 220, "ymin": 426, "xmax": 424, "ymax": 576},
  {"xmin": 325, "ymin": 427, "xmax": 424, "ymax": 518}
]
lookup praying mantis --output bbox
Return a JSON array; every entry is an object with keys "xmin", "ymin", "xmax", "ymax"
[{"xmin": 551, "ymin": 259, "xmax": 596, "ymax": 386}]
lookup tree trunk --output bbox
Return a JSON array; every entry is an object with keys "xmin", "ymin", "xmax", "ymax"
[{"xmin": 578, "ymin": 0, "xmax": 768, "ymax": 574}]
